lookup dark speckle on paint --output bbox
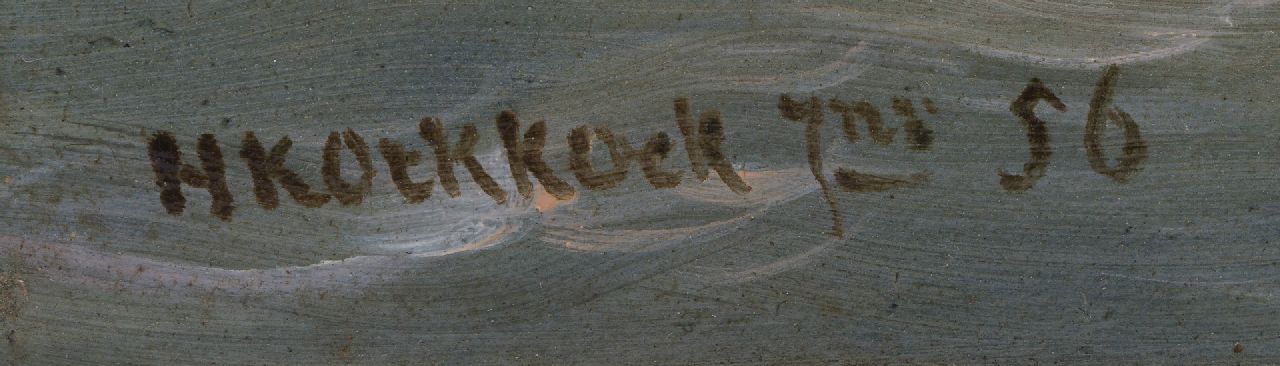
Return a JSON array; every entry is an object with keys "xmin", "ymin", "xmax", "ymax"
[
  {"xmin": 0, "ymin": 275, "xmax": 28, "ymax": 320},
  {"xmin": 1233, "ymin": 342, "xmax": 1244, "ymax": 353}
]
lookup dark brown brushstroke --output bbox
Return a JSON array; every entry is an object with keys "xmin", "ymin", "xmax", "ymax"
[
  {"xmin": 891, "ymin": 97, "xmax": 934, "ymax": 151},
  {"xmin": 673, "ymin": 98, "xmax": 751, "ymax": 194},
  {"xmin": 835, "ymin": 169, "xmax": 928, "ymax": 192},
  {"xmin": 568, "ymin": 126, "xmax": 633, "ymax": 191},
  {"xmin": 239, "ymin": 132, "xmax": 332, "ymax": 209},
  {"xmin": 194, "ymin": 134, "xmax": 235, "ymax": 219},
  {"xmin": 150, "ymin": 136, "xmax": 179, "ymax": 211},
  {"xmin": 634, "ymin": 132, "xmax": 683, "ymax": 189},
  {"xmin": 921, "ymin": 97, "xmax": 939, "ymax": 115},
  {"xmin": 829, "ymin": 99, "xmax": 896, "ymax": 146},
  {"xmin": 419, "ymin": 117, "xmax": 508, "ymax": 204},
  {"xmin": 1000, "ymin": 78, "xmax": 1066, "ymax": 192},
  {"xmin": 377, "ymin": 138, "xmax": 434, "ymax": 204},
  {"xmin": 673, "ymin": 98, "xmax": 708, "ymax": 180},
  {"xmin": 147, "ymin": 132, "xmax": 234, "ymax": 220},
  {"xmin": 496, "ymin": 111, "xmax": 576, "ymax": 200},
  {"xmin": 1085, "ymin": 64, "xmax": 1148, "ymax": 183},
  {"xmin": 321, "ymin": 129, "xmax": 376, "ymax": 206},
  {"xmin": 779, "ymin": 94, "xmax": 843, "ymax": 238},
  {"xmin": 695, "ymin": 112, "xmax": 752, "ymax": 194}
]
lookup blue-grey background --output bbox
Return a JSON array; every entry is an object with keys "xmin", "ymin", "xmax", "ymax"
[{"xmin": 1, "ymin": 1, "xmax": 1277, "ymax": 364}]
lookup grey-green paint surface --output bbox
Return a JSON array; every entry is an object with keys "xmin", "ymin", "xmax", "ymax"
[{"xmin": 1, "ymin": 1, "xmax": 1278, "ymax": 364}]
